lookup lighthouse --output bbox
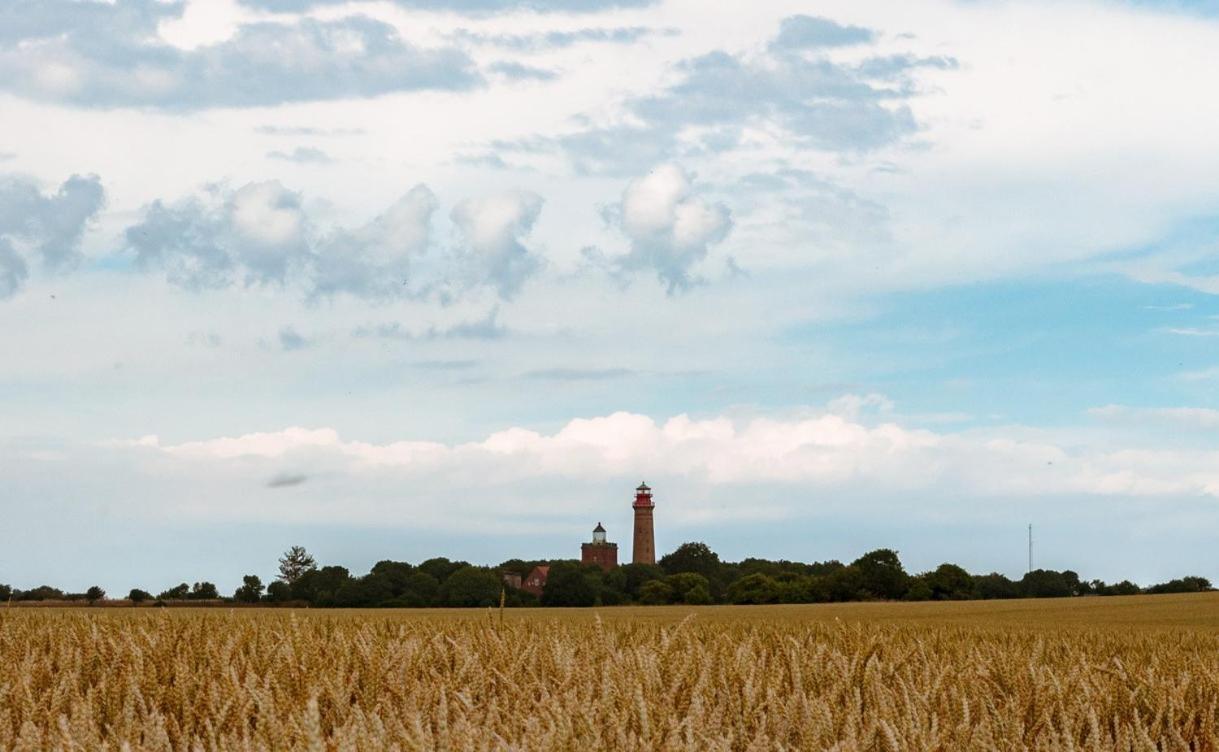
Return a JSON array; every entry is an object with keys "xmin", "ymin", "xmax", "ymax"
[
  {"xmin": 580, "ymin": 522, "xmax": 618, "ymax": 571},
  {"xmin": 632, "ymin": 482, "xmax": 656, "ymax": 565}
]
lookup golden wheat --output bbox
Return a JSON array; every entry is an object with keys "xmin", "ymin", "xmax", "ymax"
[{"xmin": 3, "ymin": 595, "xmax": 1219, "ymax": 750}]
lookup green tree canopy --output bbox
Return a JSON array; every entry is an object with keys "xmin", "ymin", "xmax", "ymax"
[
  {"xmin": 234, "ymin": 575, "xmax": 264, "ymax": 603},
  {"xmin": 439, "ymin": 566, "xmax": 502, "ymax": 608},
  {"xmin": 659, "ymin": 542, "xmax": 722, "ymax": 580},
  {"xmin": 541, "ymin": 563, "xmax": 601, "ymax": 607},
  {"xmin": 851, "ymin": 549, "xmax": 910, "ymax": 600},
  {"xmin": 727, "ymin": 573, "xmax": 780, "ymax": 605},
  {"xmin": 277, "ymin": 546, "xmax": 317, "ymax": 585}
]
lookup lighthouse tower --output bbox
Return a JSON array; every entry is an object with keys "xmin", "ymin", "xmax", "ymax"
[
  {"xmin": 580, "ymin": 522, "xmax": 618, "ymax": 571},
  {"xmin": 631, "ymin": 482, "xmax": 656, "ymax": 565}
]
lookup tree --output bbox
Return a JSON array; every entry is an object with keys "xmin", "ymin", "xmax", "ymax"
[
  {"xmin": 128, "ymin": 588, "xmax": 152, "ymax": 603},
  {"xmin": 851, "ymin": 549, "xmax": 910, "ymax": 600},
  {"xmin": 540, "ymin": 563, "xmax": 601, "ymax": 607},
  {"xmin": 234, "ymin": 575, "xmax": 264, "ymax": 603},
  {"xmin": 618, "ymin": 563, "xmax": 664, "ymax": 601},
  {"xmin": 1020, "ymin": 569, "xmax": 1074, "ymax": 598},
  {"xmin": 638, "ymin": 580, "xmax": 673, "ymax": 605},
  {"xmin": 728, "ymin": 573, "xmax": 780, "ymax": 605},
  {"xmin": 418, "ymin": 557, "xmax": 468, "ymax": 584},
  {"xmin": 403, "ymin": 572, "xmax": 441, "ymax": 607},
  {"xmin": 924, "ymin": 563, "xmax": 973, "ymax": 600},
  {"xmin": 189, "ymin": 582, "xmax": 219, "ymax": 600},
  {"xmin": 683, "ymin": 583, "xmax": 713, "ymax": 605},
  {"xmin": 664, "ymin": 573, "xmax": 711, "ymax": 604},
  {"xmin": 659, "ymin": 542, "xmax": 721, "ymax": 580},
  {"xmin": 291, "ymin": 566, "xmax": 352, "ymax": 605},
  {"xmin": 903, "ymin": 579, "xmax": 933, "ymax": 601},
  {"xmin": 0, "ymin": 584, "xmax": 11, "ymax": 600},
  {"xmin": 159, "ymin": 583, "xmax": 190, "ymax": 600},
  {"xmin": 438, "ymin": 566, "xmax": 502, "ymax": 607},
  {"xmin": 1147, "ymin": 576, "xmax": 1212, "ymax": 594},
  {"xmin": 265, "ymin": 581, "xmax": 292, "ymax": 602},
  {"xmin": 278, "ymin": 546, "xmax": 317, "ymax": 585},
  {"xmin": 333, "ymin": 575, "xmax": 393, "ymax": 608},
  {"xmin": 972, "ymin": 572, "xmax": 1019, "ymax": 600},
  {"xmin": 85, "ymin": 586, "xmax": 106, "ymax": 604}
]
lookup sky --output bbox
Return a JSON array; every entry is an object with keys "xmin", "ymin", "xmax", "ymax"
[{"xmin": 3, "ymin": 0, "xmax": 1219, "ymax": 594}]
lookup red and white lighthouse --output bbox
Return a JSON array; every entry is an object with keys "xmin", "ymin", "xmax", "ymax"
[{"xmin": 631, "ymin": 482, "xmax": 656, "ymax": 565}]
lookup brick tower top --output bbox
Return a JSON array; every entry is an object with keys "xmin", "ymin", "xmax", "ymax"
[{"xmin": 631, "ymin": 482, "xmax": 655, "ymax": 565}]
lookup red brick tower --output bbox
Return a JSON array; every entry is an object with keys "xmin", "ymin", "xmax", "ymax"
[
  {"xmin": 580, "ymin": 522, "xmax": 618, "ymax": 571},
  {"xmin": 632, "ymin": 482, "xmax": 655, "ymax": 565}
]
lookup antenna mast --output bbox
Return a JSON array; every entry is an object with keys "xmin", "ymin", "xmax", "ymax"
[{"xmin": 1027, "ymin": 524, "xmax": 1033, "ymax": 574}]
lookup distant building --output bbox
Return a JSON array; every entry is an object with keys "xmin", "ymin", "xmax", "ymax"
[
  {"xmin": 503, "ymin": 483, "xmax": 658, "ymax": 596},
  {"xmin": 632, "ymin": 482, "xmax": 656, "ymax": 565},
  {"xmin": 581, "ymin": 522, "xmax": 618, "ymax": 571},
  {"xmin": 522, "ymin": 565, "xmax": 549, "ymax": 597}
]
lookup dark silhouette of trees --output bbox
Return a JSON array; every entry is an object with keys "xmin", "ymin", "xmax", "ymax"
[
  {"xmin": 660, "ymin": 542, "xmax": 721, "ymax": 579},
  {"xmin": 540, "ymin": 563, "xmax": 601, "ymax": 607},
  {"xmin": 189, "ymin": 582, "xmax": 219, "ymax": 600},
  {"xmin": 438, "ymin": 566, "xmax": 501, "ymax": 607},
  {"xmin": 851, "ymin": 549, "xmax": 910, "ymax": 600},
  {"xmin": 728, "ymin": 573, "xmax": 779, "ymax": 604},
  {"xmin": 1147, "ymin": 576, "xmax": 1212, "ymax": 594},
  {"xmin": 158, "ymin": 583, "xmax": 190, "ymax": 600},
  {"xmin": 234, "ymin": 575, "xmax": 264, "ymax": 603},
  {"xmin": 923, "ymin": 563, "xmax": 973, "ymax": 600},
  {"xmin": 278, "ymin": 546, "xmax": 317, "ymax": 584},
  {"xmin": 265, "ymin": 581, "xmax": 291, "ymax": 602},
  {"xmin": 6, "ymin": 540, "xmax": 1212, "ymax": 610}
]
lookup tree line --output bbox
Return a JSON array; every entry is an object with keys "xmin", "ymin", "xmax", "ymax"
[{"xmin": 1, "ymin": 543, "xmax": 1211, "ymax": 607}]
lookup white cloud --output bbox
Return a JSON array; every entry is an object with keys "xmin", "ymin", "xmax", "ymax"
[
  {"xmin": 125, "ymin": 181, "xmax": 545, "ymax": 300},
  {"xmin": 602, "ymin": 164, "xmax": 731, "ymax": 292},
  {"xmin": 451, "ymin": 190, "xmax": 544, "ymax": 298},
  {"xmin": 101, "ymin": 401, "xmax": 1219, "ymax": 530}
]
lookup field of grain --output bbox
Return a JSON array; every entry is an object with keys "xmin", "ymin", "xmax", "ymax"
[{"xmin": 3, "ymin": 594, "xmax": 1219, "ymax": 750}]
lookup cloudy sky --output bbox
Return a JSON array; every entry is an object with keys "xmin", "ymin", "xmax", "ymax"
[{"xmin": 3, "ymin": 0, "xmax": 1219, "ymax": 593}]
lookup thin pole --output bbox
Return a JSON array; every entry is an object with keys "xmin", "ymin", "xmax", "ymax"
[{"xmin": 1028, "ymin": 524, "xmax": 1033, "ymax": 574}]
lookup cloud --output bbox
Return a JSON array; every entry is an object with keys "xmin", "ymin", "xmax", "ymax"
[
  {"xmin": 0, "ymin": 240, "xmax": 28, "ymax": 299},
  {"xmin": 126, "ymin": 181, "xmax": 308, "ymax": 290},
  {"xmin": 488, "ymin": 61, "xmax": 558, "ymax": 81},
  {"xmin": 452, "ymin": 26, "xmax": 664, "ymax": 50},
  {"xmin": 499, "ymin": 15, "xmax": 950, "ymax": 174},
  {"xmin": 267, "ymin": 147, "xmax": 333, "ymax": 164},
  {"xmin": 312, "ymin": 184, "xmax": 438, "ymax": 299},
  {"xmin": 256, "ymin": 126, "xmax": 365, "ymax": 137},
  {"xmin": 768, "ymin": 15, "xmax": 875, "ymax": 49},
  {"xmin": 354, "ymin": 307, "xmax": 509, "ymax": 341},
  {"xmin": 241, "ymin": 0, "xmax": 655, "ymax": 13},
  {"xmin": 0, "ymin": 9, "xmax": 479, "ymax": 109},
  {"xmin": 599, "ymin": 164, "xmax": 731, "ymax": 293},
  {"xmin": 102, "ymin": 402, "xmax": 1219, "ymax": 531},
  {"xmin": 125, "ymin": 182, "xmax": 543, "ymax": 301},
  {"xmin": 450, "ymin": 192, "xmax": 545, "ymax": 298},
  {"xmin": 0, "ymin": 173, "xmax": 105, "ymax": 298},
  {"xmin": 278, "ymin": 326, "xmax": 311, "ymax": 351},
  {"xmin": 267, "ymin": 472, "xmax": 308, "ymax": 488}
]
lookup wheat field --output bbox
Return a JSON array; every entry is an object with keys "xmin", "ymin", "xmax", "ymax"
[{"xmin": 3, "ymin": 595, "xmax": 1219, "ymax": 751}]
